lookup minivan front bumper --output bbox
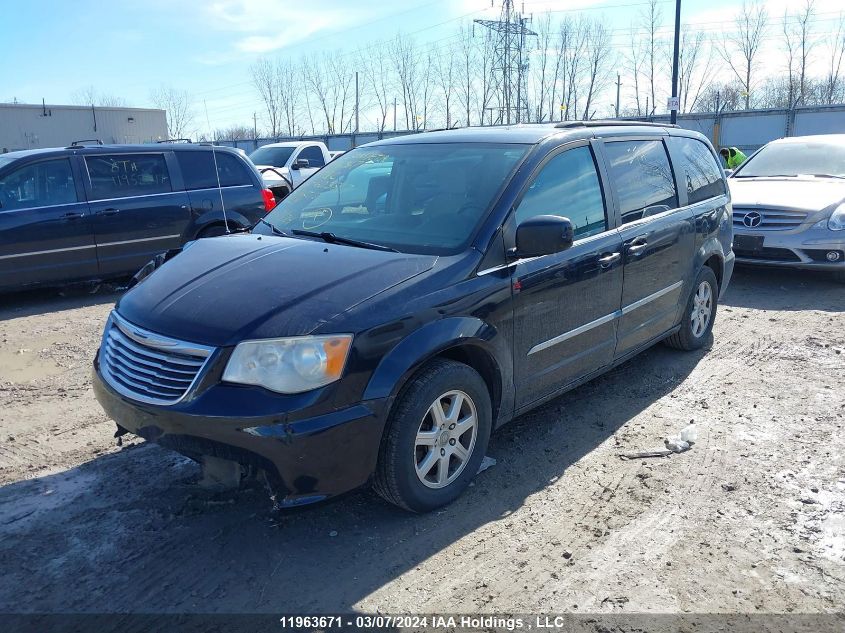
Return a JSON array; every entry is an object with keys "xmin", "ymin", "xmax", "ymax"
[{"xmin": 92, "ymin": 357, "xmax": 391, "ymax": 506}]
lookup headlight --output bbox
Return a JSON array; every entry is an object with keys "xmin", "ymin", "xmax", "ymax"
[
  {"xmin": 828, "ymin": 203, "xmax": 845, "ymax": 231},
  {"xmin": 222, "ymin": 335, "xmax": 352, "ymax": 393}
]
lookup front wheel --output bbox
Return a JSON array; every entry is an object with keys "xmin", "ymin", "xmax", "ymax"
[
  {"xmin": 664, "ymin": 267, "xmax": 719, "ymax": 351},
  {"xmin": 374, "ymin": 359, "xmax": 492, "ymax": 513}
]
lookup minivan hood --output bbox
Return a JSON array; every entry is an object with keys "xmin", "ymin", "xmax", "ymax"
[
  {"xmin": 115, "ymin": 235, "xmax": 437, "ymax": 347},
  {"xmin": 729, "ymin": 177, "xmax": 845, "ymax": 212}
]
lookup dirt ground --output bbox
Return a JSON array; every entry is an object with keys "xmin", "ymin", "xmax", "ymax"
[{"xmin": 0, "ymin": 267, "xmax": 843, "ymax": 623}]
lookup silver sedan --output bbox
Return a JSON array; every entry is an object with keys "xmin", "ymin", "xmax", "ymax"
[{"xmin": 728, "ymin": 134, "xmax": 845, "ymax": 283}]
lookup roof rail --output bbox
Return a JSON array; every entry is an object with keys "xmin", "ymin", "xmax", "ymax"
[
  {"xmin": 554, "ymin": 120, "xmax": 679, "ymax": 129},
  {"xmin": 67, "ymin": 138, "xmax": 104, "ymax": 148},
  {"xmin": 157, "ymin": 138, "xmax": 193, "ymax": 144}
]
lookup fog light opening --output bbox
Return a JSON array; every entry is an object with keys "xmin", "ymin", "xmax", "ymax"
[{"xmin": 826, "ymin": 251, "xmax": 841, "ymax": 262}]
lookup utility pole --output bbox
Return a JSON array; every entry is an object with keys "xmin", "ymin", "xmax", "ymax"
[
  {"xmin": 393, "ymin": 97, "xmax": 397, "ymax": 131},
  {"xmin": 669, "ymin": 0, "xmax": 681, "ymax": 124},
  {"xmin": 354, "ymin": 71, "xmax": 359, "ymax": 134},
  {"xmin": 615, "ymin": 73, "xmax": 621, "ymax": 119},
  {"xmin": 253, "ymin": 112, "xmax": 258, "ymax": 142}
]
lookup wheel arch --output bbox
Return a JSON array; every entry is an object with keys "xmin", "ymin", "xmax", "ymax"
[{"xmin": 362, "ymin": 317, "xmax": 508, "ymax": 428}]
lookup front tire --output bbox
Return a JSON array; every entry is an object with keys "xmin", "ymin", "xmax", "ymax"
[
  {"xmin": 374, "ymin": 359, "xmax": 492, "ymax": 513},
  {"xmin": 664, "ymin": 267, "xmax": 718, "ymax": 351}
]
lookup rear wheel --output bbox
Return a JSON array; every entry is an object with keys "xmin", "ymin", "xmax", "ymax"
[
  {"xmin": 374, "ymin": 359, "xmax": 491, "ymax": 513},
  {"xmin": 664, "ymin": 267, "xmax": 718, "ymax": 351}
]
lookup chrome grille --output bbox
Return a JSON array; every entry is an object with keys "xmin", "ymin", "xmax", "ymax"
[
  {"xmin": 733, "ymin": 208, "xmax": 808, "ymax": 230},
  {"xmin": 99, "ymin": 312, "xmax": 214, "ymax": 405}
]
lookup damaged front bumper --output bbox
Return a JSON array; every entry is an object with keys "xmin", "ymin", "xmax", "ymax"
[{"xmin": 92, "ymin": 356, "xmax": 390, "ymax": 507}]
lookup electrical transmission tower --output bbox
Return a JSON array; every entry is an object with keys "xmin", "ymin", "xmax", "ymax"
[{"xmin": 474, "ymin": 0, "xmax": 536, "ymax": 125}]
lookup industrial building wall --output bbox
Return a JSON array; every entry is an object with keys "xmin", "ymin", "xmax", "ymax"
[{"xmin": 0, "ymin": 103, "xmax": 168, "ymax": 152}]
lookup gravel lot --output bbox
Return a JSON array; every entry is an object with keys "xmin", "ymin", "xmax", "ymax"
[{"xmin": 0, "ymin": 268, "xmax": 843, "ymax": 623}]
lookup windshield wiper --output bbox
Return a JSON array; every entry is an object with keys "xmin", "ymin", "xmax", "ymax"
[
  {"xmin": 810, "ymin": 174, "xmax": 845, "ymax": 180},
  {"xmin": 254, "ymin": 218, "xmax": 289, "ymax": 237},
  {"xmin": 291, "ymin": 229, "xmax": 398, "ymax": 252}
]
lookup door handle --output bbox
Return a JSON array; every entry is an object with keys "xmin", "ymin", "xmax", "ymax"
[
  {"xmin": 626, "ymin": 237, "xmax": 648, "ymax": 255},
  {"xmin": 99, "ymin": 207, "xmax": 120, "ymax": 216},
  {"xmin": 61, "ymin": 212, "xmax": 85, "ymax": 220},
  {"xmin": 598, "ymin": 252, "xmax": 621, "ymax": 268}
]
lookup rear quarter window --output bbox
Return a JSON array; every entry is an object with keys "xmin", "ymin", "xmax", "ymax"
[
  {"xmin": 86, "ymin": 153, "xmax": 171, "ymax": 199},
  {"xmin": 176, "ymin": 150, "xmax": 254, "ymax": 189},
  {"xmin": 668, "ymin": 137, "xmax": 726, "ymax": 204}
]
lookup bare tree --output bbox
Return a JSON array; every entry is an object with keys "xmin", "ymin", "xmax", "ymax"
[
  {"xmin": 149, "ymin": 86, "xmax": 194, "ymax": 139},
  {"xmin": 531, "ymin": 12, "xmax": 556, "ymax": 123},
  {"xmin": 625, "ymin": 26, "xmax": 647, "ymax": 116},
  {"xmin": 71, "ymin": 86, "xmax": 126, "ymax": 107},
  {"xmin": 823, "ymin": 13, "xmax": 845, "ymax": 104},
  {"xmin": 251, "ymin": 58, "xmax": 282, "ymax": 138},
  {"xmin": 581, "ymin": 20, "xmax": 613, "ymax": 120},
  {"xmin": 718, "ymin": 0, "xmax": 768, "ymax": 110},
  {"xmin": 641, "ymin": 0, "xmax": 664, "ymax": 114},
  {"xmin": 277, "ymin": 59, "xmax": 302, "ymax": 136},
  {"xmin": 782, "ymin": 1, "xmax": 816, "ymax": 107},
  {"xmin": 675, "ymin": 30, "xmax": 713, "ymax": 113},
  {"xmin": 389, "ymin": 35, "xmax": 421, "ymax": 130},
  {"xmin": 434, "ymin": 42, "xmax": 458, "ymax": 128},
  {"xmin": 214, "ymin": 125, "xmax": 253, "ymax": 141},
  {"xmin": 359, "ymin": 44, "xmax": 393, "ymax": 131},
  {"xmin": 455, "ymin": 27, "xmax": 478, "ymax": 127}
]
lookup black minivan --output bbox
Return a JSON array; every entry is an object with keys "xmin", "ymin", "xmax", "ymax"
[
  {"xmin": 93, "ymin": 122, "xmax": 734, "ymax": 512},
  {"xmin": 0, "ymin": 142, "xmax": 273, "ymax": 292}
]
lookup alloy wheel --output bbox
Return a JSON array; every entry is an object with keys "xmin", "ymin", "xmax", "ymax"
[
  {"xmin": 690, "ymin": 280, "xmax": 713, "ymax": 338},
  {"xmin": 414, "ymin": 390, "xmax": 478, "ymax": 489}
]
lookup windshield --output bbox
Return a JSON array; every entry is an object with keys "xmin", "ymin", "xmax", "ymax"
[
  {"xmin": 259, "ymin": 142, "xmax": 530, "ymax": 255},
  {"xmin": 0, "ymin": 156, "xmax": 16, "ymax": 170},
  {"xmin": 734, "ymin": 141, "xmax": 845, "ymax": 178},
  {"xmin": 249, "ymin": 146, "xmax": 296, "ymax": 167}
]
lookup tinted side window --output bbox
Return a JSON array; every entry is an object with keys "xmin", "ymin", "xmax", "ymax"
[
  {"xmin": 668, "ymin": 137, "xmax": 726, "ymax": 204},
  {"xmin": 176, "ymin": 151, "xmax": 216, "ymax": 189},
  {"xmin": 215, "ymin": 152, "xmax": 253, "ymax": 187},
  {"xmin": 299, "ymin": 145, "xmax": 325, "ymax": 168},
  {"xmin": 515, "ymin": 146, "xmax": 607, "ymax": 239},
  {"xmin": 0, "ymin": 159, "xmax": 78, "ymax": 211},
  {"xmin": 86, "ymin": 154, "xmax": 171, "ymax": 199},
  {"xmin": 604, "ymin": 140, "xmax": 678, "ymax": 224}
]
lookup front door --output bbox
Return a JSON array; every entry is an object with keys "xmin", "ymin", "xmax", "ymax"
[
  {"xmin": 511, "ymin": 143, "xmax": 623, "ymax": 410},
  {"xmin": 600, "ymin": 138, "xmax": 695, "ymax": 357},
  {"xmin": 289, "ymin": 145, "xmax": 324, "ymax": 187},
  {"xmin": 83, "ymin": 152, "xmax": 190, "ymax": 277},
  {"xmin": 0, "ymin": 156, "xmax": 97, "ymax": 289}
]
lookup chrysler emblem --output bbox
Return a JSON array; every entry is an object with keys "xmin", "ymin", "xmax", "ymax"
[{"xmin": 742, "ymin": 211, "xmax": 762, "ymax": 228}]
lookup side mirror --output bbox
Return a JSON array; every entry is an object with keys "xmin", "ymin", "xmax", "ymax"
[
  {"xmin": 515, "ymin": 215, "xmax": 574, "ymax": 257},
  {"xmin": 291, "ymin": 158, "xmax": 310, "ymax": 170}
]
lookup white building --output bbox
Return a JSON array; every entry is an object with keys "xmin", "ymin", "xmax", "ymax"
[{"xmin": 0, "ymin": 102, "xmax": 168, "ymax": 152}]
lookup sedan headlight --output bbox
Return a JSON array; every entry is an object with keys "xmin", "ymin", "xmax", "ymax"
[
  {"xmin": 829, "ymin": 203, "xmax": 845, "ymax": 231},
  {"xmin": 223, "ymin": 335, "xmax": 352, "ymax": 394}
]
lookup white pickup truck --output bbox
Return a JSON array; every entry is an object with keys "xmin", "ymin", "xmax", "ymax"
[{"xmin": 248, "ymin": 141, "xmax": 332, "ymax": 202}]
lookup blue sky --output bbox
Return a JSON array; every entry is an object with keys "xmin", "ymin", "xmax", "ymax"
[{"xmin": 3, "ymin": 0, "xmax": 843, "ymax": 133}]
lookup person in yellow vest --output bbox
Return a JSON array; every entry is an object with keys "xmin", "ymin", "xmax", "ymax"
[{"xmin": 719, "ymin": 147, "xmax": 747, "ymax": 170}]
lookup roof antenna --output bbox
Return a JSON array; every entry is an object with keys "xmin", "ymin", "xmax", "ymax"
[{"xmin": 210, "ymin": 144, "xmax": 229, "ymax": 234}]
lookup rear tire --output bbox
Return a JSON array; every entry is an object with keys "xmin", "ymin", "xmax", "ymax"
[
  {"xmin": 664, "ymin": 267, "xmax": 719, "ymax": 351},
  {"xmin": 374, "ymin": 359, "xmax": 491, "ymax": 513}
]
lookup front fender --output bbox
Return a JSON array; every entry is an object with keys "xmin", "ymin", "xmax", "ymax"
[{"xmin": 362, "ymin": 317, "xmax": 505, "ymax": 404}]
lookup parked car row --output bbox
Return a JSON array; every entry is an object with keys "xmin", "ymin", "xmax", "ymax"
[
  {"xmin": 92, "ymin": 121, "xmax": 736, "ymax": 512},
  {"xmin": 0, "ymin": 142, "xmax": 274, "ymax": 292}
]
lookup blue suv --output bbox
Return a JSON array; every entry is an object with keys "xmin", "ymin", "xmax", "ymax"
[{"xmin": 0, "ymin": 142, "xmax": 274, "ymax": 292}]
